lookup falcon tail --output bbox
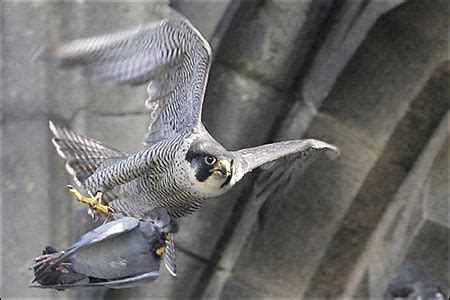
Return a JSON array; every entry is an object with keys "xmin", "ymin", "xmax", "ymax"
[{"xmin": 49, "ymin": 121, "xmax": 126, "ymax": 186}]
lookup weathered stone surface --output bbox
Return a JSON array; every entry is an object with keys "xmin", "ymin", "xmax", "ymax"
[
  {"xmin": 306, "ymin": 62, "xmax": 449, "ymax": 300},
  {"xmin": 424, "ymin": 138, "xmax": 449, "ymax": 227},
  {"xmin": 3, "ymin": 3, "xmax": 49, "ymax": 119},
  {"xmin": 44, "ymin": 2, "xmax": 168, "ymax": 121},
  {"xmin": 319, "ymin": 1, "xmax": 448, "ymax": 144},
  {"xmin": 219, "ymin": 276, "xmax": 266, "ymax": 299},
  {"xmin": 357, "ymin": 112, "xmax": 450, "ymax": 299},
  {"xmin": 0, "ymin": 126, "xmax": 3, "ymax": 295},
  {"xmin": 171, "ymin": 0, "xmax": 231, "ymax": 42},
  {"xmin": 72, "ymin": 110, "xmax": 149, "ymax": 154},
  {"xmin": 203, "ymin": 64, "xmax": 291, "ymax": 150},
  {"xmin": 403, "ymin": 221, "xmax": 449, "ymax": 295},
  {"xmin": 3, "ymin": 5, "xmax": 57, "ymax": 297},
  {"xmin": 311, "ymin": 60, "xmax": 450, "ymax": 298},
  {"xmin": 3, "ymin": 120, "xmax": 53, "ymax": 299},
  {"xmin": 217, "ymin": 1, "xmax": 449, "ymax": 298},
  {"xmin": 354, "ymin": 271, "xmax": 370, "ymax": 299},
  {"xmin": 299, "ymin": 0, "xmax": 405, "ymax": 109},
  {"xmin": 217, "ymin": 0, "xmax": 334, "ymax": 90},
  {"xmin": 229, "ymin": 115, "xmax": 372, "ymax": 297}
]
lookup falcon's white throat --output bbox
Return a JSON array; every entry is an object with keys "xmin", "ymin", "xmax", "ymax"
[{"xmin": 184, "ymin": 159, "xmax": 233, "ymax": 198}]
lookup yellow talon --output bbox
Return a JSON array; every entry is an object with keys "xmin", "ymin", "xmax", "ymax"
[
  {"xmin": 67, "ymin": 185, "xmax": 111, "ymax": 215},
  {"xmin": 155, "ymin": 245, "xmax": 166, "ymax": 257}
]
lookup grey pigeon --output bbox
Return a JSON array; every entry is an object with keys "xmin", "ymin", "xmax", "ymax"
[
  {"xmin": 384, "ymin": 265, "xmax": 447, "ymax": 299},
  {"xmin": 30, "ymin": 208, "xmax": 178, "ymax": 289}
]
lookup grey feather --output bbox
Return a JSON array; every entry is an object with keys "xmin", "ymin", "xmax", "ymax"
[
  {"xmin": 163, "ymin": 233, "xmax": 176, "ymax": 277},
  {"xmin": 46, "ymin": 8, "xmax": 340, "ymax": 221},
  {"xmin": 33, "ymin": 217, "xmax": 140, "ymax": 282},
  {"xmin": 232, "ymin": 139, "xmax": 340, "ymax": 183},
  {"xmin": 47, "ymin": 8, "xmax": 211, "ymax": 145},
  {"xmin": 30, "ymin": 271, "xmax": 160, "ymax": 289},
  {"xmin": 384, "ymin": 265, "xmax": 447, "ymax": 300},
  {"xmin": 31, "ymin": 209, "xmax": 177, "ymax": 289},
  {"xmin": 49, "ymin": 121, "xmax": 125, "ymax": 203}
]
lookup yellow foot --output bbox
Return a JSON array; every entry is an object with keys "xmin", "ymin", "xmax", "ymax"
[
  {"xmin": 67, "ymin": 185, "xmax": 111, "ymax": 215},
  {"xmin": 155, "ymin": 245, "xmax": 166, "ymax": 257}
]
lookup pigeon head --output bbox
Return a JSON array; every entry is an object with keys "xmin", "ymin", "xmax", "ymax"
[{"xmin": 143, "ymin": 208, "xmax": 179, "ymax": 234}]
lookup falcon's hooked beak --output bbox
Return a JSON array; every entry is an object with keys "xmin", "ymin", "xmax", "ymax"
[{"xmin": 209, "ymin": 159, "xmax": 232, "ymax": 178}]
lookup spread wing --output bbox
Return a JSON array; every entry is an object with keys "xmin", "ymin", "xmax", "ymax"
[
  {"xmin": 45, "ymin": 7, "xmax": 212, "ymax": 145},
  {"xmin": 33, "ymin": 217, "xmax": 139, "ymax": 282},
  {"xmin": 232, "ymin": 139, "xmax": 340, "ymax": 184}
]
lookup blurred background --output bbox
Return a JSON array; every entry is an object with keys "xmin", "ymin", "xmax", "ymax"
[{"xmin": 2, "ymin": 0, "xmax": 448, "ymax": 299}]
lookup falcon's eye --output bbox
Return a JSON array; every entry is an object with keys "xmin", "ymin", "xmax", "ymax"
[{"xmin": 204, "ymin": 155, "xmax": 216, "ymax": 165}]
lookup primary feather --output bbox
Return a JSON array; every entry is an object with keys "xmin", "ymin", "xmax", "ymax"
[{"xmin": 47, "ymin": 7, "xmax": 340, "ymax": 219}]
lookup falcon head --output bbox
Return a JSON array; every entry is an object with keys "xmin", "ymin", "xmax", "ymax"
[{"xmin": 185, "ymin": 139, "xmax": 234, "ymax": 197}]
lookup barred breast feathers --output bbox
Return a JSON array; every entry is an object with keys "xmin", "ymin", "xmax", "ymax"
[{"xmin": 81, "ymin": 133, "xmax": 190, "ymax": 194}]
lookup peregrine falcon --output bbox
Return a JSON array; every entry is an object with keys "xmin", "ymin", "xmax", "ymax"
[
  {"xmin": 46, "ymin": 8, "xmax": 340, "ymax": 219},
  {"xmin": 30, "ymin": 208, "xmax": 178, "ymax": 289}
]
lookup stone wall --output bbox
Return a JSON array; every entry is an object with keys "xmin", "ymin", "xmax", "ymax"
[{"xmin": 2, "ymin": 1, "xmax": 448, "ymax": 299}]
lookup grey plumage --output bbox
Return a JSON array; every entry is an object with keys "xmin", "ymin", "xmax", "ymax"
[
  {"xmin": 384, "ymin": 265, "xmax": 446, "ymax": 300},
  {"xmin": 31, "ymin": 208, "xmax": 178, "ymax": 289},
  {"xmin": 47, "ymin": 7, "xmax": 340, "ymax": 219}
]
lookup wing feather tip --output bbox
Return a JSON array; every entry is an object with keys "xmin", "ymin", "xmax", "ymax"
[
  {"xmin": 325, "ymin": 145, "xmax": 340, "ymax": 160},
  {"xmin": 308, "ymin": 139, "xmax": 340, "ymax": 160},
  {"xmin": 49, "ymin": 120, "xmax": 58, "ymax": 135}
]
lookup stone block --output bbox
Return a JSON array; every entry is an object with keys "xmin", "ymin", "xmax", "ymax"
[
  {"xmin": 171, "ymin": 0, "xmax": 231, "ymax": 41},
  {"xmin": 44, "ymin": 2, "xmax": 168, "ymax": 120},
  {"xmin": 203, "ymin": 63, "xmax": 291, "ymax": 150},
  {"xmin": 319, "ymin": 0, "xmax": 448, "ymax": 145},
  {"xmin": 300, "ymin": 0, "xmax": 405, "ymax": 109},
  {"xmin": 365, "ymin": 185, "xmax": 429, "ymax": 299},
  {"xmin": 211, "ymin": 2, "xmax": 450, "ymax": 297},
  {"xmin": 353, "ymin": 271, "xmax": 370, "ymax": 299},
  {"xmin": 4, "ymin": 3, "xmax": 170, "ymax": 123},
  {"xmin": 402, "ymin": 221, "xmax": 449, "ymax": 296},
  {"xmin": 307, "ymin": 70, "xmax": 449, "ymax": 298},
  {"xmin": 2, "ymin": 120, "xmax": 53, "ymax": 298},
  {"xmin": 220, "ymin": 276, "xmax": 266, "ymax": 299},
  {"xmin": 343, "ymin": 111, "xmax": 449, "ymax": 298},
  {"xmin": 3, "ymin": 3, "xmax": 49, "ymax": 120},
  {"xmin": 230, "ymin": 115, "xmax": 374, "ymax": 297},
  {"xmin": 71, "ymin": 110, "xmax": 149, "ymax": 154},
  {"xmin": 424, "ymin": 138, "xmax": 449, "ymax": 227},
  {"xmin": 217, "ymin": 0, "xmax": 333, "ymax": 90}
]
